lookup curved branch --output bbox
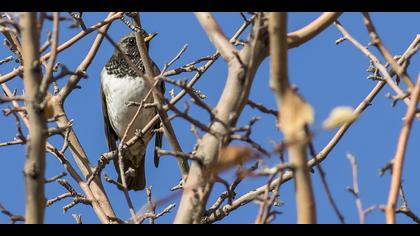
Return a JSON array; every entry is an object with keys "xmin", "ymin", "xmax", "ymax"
[
  {"xmin": 287, "ymin": 12, "xmax": 342, "ymax": 49},
  {"xmin": 195, "ymin": 12, "xmax": 238, "ymax": 62}
]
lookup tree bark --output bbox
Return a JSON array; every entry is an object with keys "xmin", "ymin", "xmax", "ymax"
[{"xmin": 21, "ymin": 12, "xmax": 47, "ymax": 224}]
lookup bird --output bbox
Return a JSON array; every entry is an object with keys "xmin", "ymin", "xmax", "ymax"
[{"xmin": 100, "ymin": 29, "xmax": 164, "ymax": 191}]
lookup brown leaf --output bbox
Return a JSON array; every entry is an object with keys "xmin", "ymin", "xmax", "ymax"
[
  {"xmin": 279, "ymin": 88, "xmax": 314, "ymax": 138},
  {"xmin": 212, "ymin": 146, "xmax": 255, "ymax": 174},
  {"xmin": 323, "ymin": 106, "xmax": 358, "ymax": 129},
  {"xmin": 43, "ymin": 93, "xmax": 55, "ymax": 119}
]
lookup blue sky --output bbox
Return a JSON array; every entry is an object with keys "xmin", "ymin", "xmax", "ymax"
[{"xmin": 1, "ymin": 12, "xmax": 420, "ymax": 224}]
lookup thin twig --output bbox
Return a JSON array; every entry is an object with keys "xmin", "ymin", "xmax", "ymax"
[
  {"xmin": 335, "ymin": 21, "xmax": 411, "ymax": 108},
  {"xmin": 0, "ymin": 203, "xmax": 25, "ymax": 224},
  {"xmin": 72, "ymin": 214, "xmax": 83, "ymax": 224},
  {"xmin": 58, "ymin": 14, "xmax": 111, "ymax": 102},
  {"xmin": 346, "ymin": 153, "xmax": 367, "ymax": 224},
  {"xmin": 161, "ymin": 44, "xmax": 189, "ymax": 73},
  {"xmin": 362, "ymin": 12, "xmax": 414, "ymax": 90},
  {"xmin": 247, "ymin": 99, "xmax": 278, "ymax": 118},
  {"xmin": 307, "ymin": 127, "xmax": 345, "ymax": 224},
  {"xmin": 45, "ymin": 172, "xmax": 67, "ymax": 183},
  {"xmin": 0, "ymin": 12, "xmax": 124, "ymax": 85},
  {"xmin": 0, "ymin": 55, "xmax": 13, "ymax": 65},
  {"xmin": 39, "ymin": 12, "xmax": 59, "ymax": 97},
  {"xmin": 396, "ymin": 185, "xmax": 420, "ymax": 224}
]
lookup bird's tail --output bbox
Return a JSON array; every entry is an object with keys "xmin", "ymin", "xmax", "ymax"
[{"xmin": 116, "ymin": 154, "xmax": 146, "ymax": 191}]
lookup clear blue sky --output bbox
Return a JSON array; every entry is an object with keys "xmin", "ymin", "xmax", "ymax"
[{"xmin": 1, "ymin": 12, "xmax": 420, "ymax": 224}]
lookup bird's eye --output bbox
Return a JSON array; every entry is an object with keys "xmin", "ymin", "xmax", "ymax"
[{"xmin": 128, "ymin": 38, "xmax": 136, "ymax": 45}]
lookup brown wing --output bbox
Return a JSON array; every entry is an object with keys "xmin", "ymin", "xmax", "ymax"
[
  {"xmin": 101, "ymin": 84, "xmax": 123, "ymax": 182},
  {"xmin": 153, "ymin": 62, "xmax": 164, "ymax": 168},
  {"xmin": 101, "ymin": 84, "xmax": 118, "ymax": 151}
]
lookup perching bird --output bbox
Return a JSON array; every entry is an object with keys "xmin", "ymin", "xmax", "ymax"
[{"xmin": 101, "ymin": 30, "xmax": 163, "ymax": 191}]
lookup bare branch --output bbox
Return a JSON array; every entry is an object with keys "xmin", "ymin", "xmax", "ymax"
[
  {"xmin": 385, "ymin": 75, "xmax": 420, "ymax": 224},
  {"xmin": 45, "ymin": 172, "xmax": 67, "ymax": 183},
  {"xmin": 269, "ymin": 12, "xmax": 316, "ymax": 224},
  {"xmin": 247, "ymin": 99, "xmax": 278, "ymax": 118},
  {"xmin": 0, "ymin": 12, "xmax": 124, "ymax": 85},
  {"xmin": 396, "ymin": 185, "xmax": 420, "ymax": 224},
  {"xmin": 288, "ymin": 12, "xmax": 342, "ymax": 48},
  {"xmin": 194, "ymin": 12, "xmax": 238, "ymax": 62},
  {"xmin": 46, "ymin": 145, "xmax": 111, "ymax": 223},
  {"xmin": 58, "ymin": 14, "xmax": 111, "ymax": 101},
  {"xmin": 307, "ymin": 129, "xmax": 345, "ymax": 224},
  {"xmin": 21, "ymin": 12, "xmax": 47, "ymax": 224},
  {"xmin": 39, "ymin": 12, "xmax": 59, "ymax": 97},
  {"xmin": 131, "ymin": 13, "xmax": 190, "ymax": 178},
  {"xmin": 0, "ymin": 203, "xmax": 25, "ymax": 224},
  {"xmin": 72, "ymin": 214, "xmax": 83, "ymax": 224},
  {"xmin": 175, "ymin": 12, "xmax": 269, "ymax": 224},
  {"xmin": 335, "ymin": 21, "xmax": 412, "ymax": 108},
  {"xmin": 161, "ymin": 44, "xmax": 189, "ymax": 73},
  {"xmin": 361, "ymin": 13, "xmax": 414, "ymax": 90},
  {"xmin": 0, "ymin": 95, "xmax": 24, "ymax": 104},
  {"xmin": 346, "ymin": 153, "xmax": 368, "ymax": 224},
  {"xmin": 0, "ymin": 55, "xmax": 13, "ymax": 65}
]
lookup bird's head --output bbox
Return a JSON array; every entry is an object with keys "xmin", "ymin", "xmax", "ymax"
[{"xmin": 117, "ymin": 30, "xmax": 158, "ymax": 57}]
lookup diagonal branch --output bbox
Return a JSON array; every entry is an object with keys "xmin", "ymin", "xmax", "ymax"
[
  {"xmin": 131, "ymin": 13, "xmax": 190, "ymax": 178},
  {"xmin": 194, "ymin": 12, "xmax": 238, "ymax": 62},
  {"xmin": 385, "ymin": 75, "xmax": 420, "ymax": 224},
  {"xmin": 335, "ymin": 21, "xmax": 411, "ymax": 107},
  {"xmin": 361, "ymin": 12, "xmax": 414, "ymax": 90}
]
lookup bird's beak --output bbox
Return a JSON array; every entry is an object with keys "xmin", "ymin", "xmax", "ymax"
[{"xmin": 144, "ymin": 32, "xmax": 158, "ymax": 43}]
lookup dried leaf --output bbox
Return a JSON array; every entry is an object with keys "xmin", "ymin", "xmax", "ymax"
[
  {"xmin": 279, "ymin": 88, "xmax": 314, "ymax": 138},
  {"xmin": 212, "ymin": 146, "xmax": 254, "ymax": 174},
  {"xmin": 323, "ymin": 106, "xmax": 358, "ymax": 129},
  {"xmin": 43, "ymin": 93, "xmax": 55, "ymax": 119}
]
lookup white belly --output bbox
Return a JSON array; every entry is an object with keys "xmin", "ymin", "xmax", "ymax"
[{"xmin": 101, "ymin": 68, "xmax": 155, "ymax": 141}]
